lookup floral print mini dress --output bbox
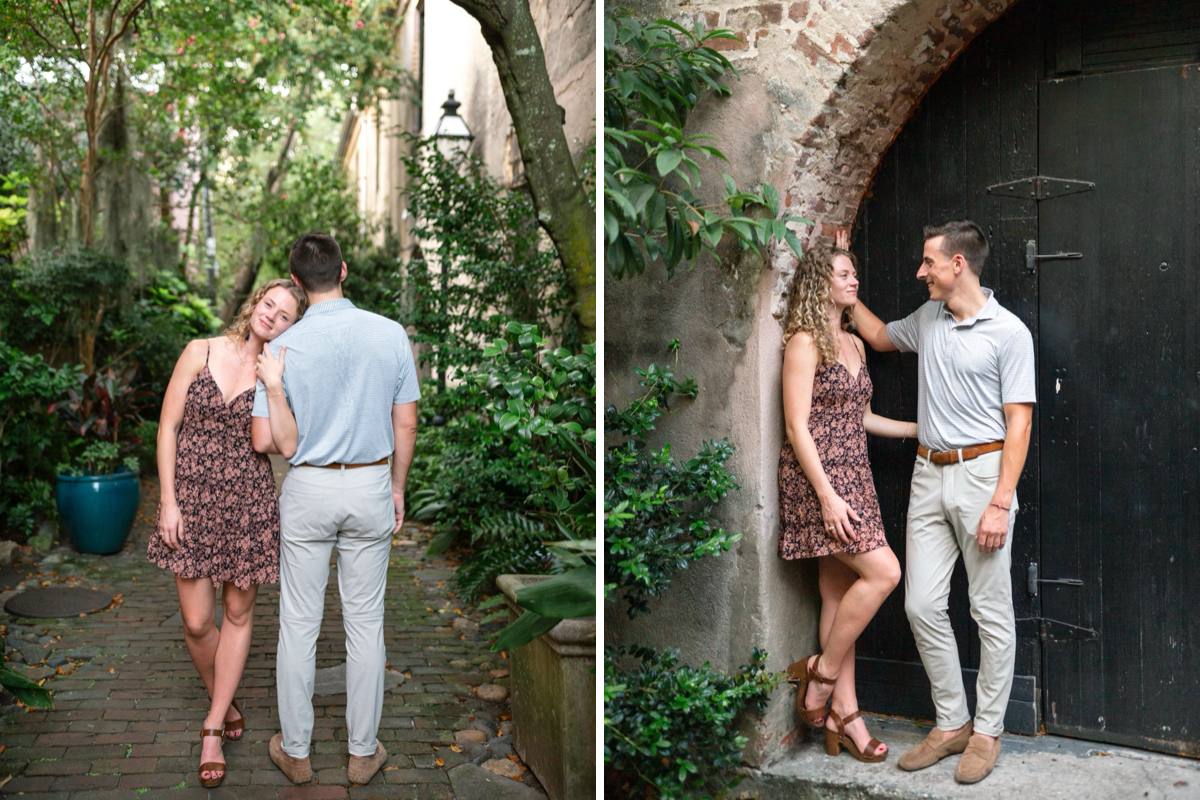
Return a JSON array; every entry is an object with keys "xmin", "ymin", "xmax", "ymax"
[
  {"xmin": 778, "ymin": 355, "xmax": 888, "ymax": 559},
  {"xmin": 147, "ymin": 345, "xmax": 280, "ymax": 588}
]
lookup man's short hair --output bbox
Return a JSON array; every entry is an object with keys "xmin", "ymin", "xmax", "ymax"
[
  {"xmin": 923, "ymin": 220, "xmax": 989, "ymax": 275},
  {"xmin": 289, "ymin": 233, "xmax": 343, "ymax": 292}
]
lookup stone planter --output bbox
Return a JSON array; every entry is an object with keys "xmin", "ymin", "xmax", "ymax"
[{"xmin": 497, "ymin": 574, "xmax": 595, "ymax": 800}]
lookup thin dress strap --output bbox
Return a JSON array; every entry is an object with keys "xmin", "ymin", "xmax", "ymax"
[{"xmin": 205, "ymin": 340, "xmax": 210, "ymax": 366}]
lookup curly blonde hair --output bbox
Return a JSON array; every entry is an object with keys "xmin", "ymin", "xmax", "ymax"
[
  {"xmin": 224, "ymin": 279, "xmax": 307, "ymax": 343},
  {"xmin": 782, "ymin": 244, "xmax": 856, "ymax": 363}
]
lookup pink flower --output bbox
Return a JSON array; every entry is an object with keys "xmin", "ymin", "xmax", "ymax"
[
  {"xmin": 248, "ymin": 16, "xmax": 259, "ymax": 29},
  {"xmin": 354, "ymin": 18, "xmax": 365, "ymax": 29},
  {"xmin": 187, "ymin": 35, "xmax": 196, "ymax": 45},
  {"xmin": 278, "ymin": 31, "xmax": 286, "ymax": 40},
  {"xmin": 176, "ymin": 46, "xmax": 185, "ymax": 55}
]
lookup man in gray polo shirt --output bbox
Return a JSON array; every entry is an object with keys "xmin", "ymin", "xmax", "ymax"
[
  {"xmin": 251, "ymin": 233, "xmax": 419, "ymax": 786},
  {"xmin": 850, "ymin": 221, "xmax": 1034, "ymax": 785}
]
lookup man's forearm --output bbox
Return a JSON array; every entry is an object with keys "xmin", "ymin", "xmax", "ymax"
[
  {"xmin": 391, "ymin": 427, "xmax": 416, "ymax": 489},
  {"xmin": 992, "ymin": 412, "xmax": 1032, "ymax": 508},
  {"xmin": 851, "ymin": 301, "xmax": 895, "ymax": 352}
]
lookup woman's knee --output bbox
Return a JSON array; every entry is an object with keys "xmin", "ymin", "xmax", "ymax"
[
  {"xmin": 859, "ymin": 551, "xmax": 901, "ymax": 596},
  {"xmin": 221, "ymin": 589, "xmax": 257, "ymax": 628},
  {"xmin": 181, "ymin": 611, "xmax": 215, "ymax": 639},
  {"xmin": 879, "ymin": 554, "xmax": 902, "ymax": 594}
]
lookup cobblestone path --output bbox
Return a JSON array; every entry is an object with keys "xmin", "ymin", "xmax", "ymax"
[{"xmin": 0, "ymin": 473, "xmax": 542, "ymax": 799}]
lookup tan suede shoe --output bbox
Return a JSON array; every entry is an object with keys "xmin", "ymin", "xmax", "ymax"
[
  {"xmin": 954, "ymin": 733, "xmax": 1001, "ymax": 784},
  {"xmin": 897, "ymin": 723, "xmax": 973, "ymax": 771},
  {"xmin": 268, "ymin": 733, "xmax": 313, "ymax": 784},
  {"xmin": 348, "ymin": 742, "xmax": 388, "ymax": 785}
]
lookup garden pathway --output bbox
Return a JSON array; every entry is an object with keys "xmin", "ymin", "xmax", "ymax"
[{"xmin": 0, "ymin": 465, "xmax": 544, "ymax": 799}]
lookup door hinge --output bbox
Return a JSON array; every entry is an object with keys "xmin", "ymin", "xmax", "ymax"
[
  {"xmin": 1016, "ymin": 617, "xmax": 1100, "ymax": 641},
  {"xmin": 987, "ymin": 175, "xmax": 1095, "ymax": 200},
  {"xmin": 1025, "ymin": 240, "xmax": 1083, "ymax": 274},
  {"xmin": 1027, "ymin": 561, "xmax": 1084, "ymax": 597}
]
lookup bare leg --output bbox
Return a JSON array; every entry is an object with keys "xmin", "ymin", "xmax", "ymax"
[
  {"xmin": 805, "ymin": 547, "xmax": 901, "ymax": 731},
  {"xmin": 175, "ymin": 578, "xmax": 244, "ymax": 730},
  {"xmin": 177, "ymin": 576, "xmax": 219, "ymax": 694},
  {"xmin": 815, "ymin": 559, "xmax": 888, "ymax": 756},
  {"xmin": 198, "ymin": 583, "xmax": 259, "ymax": 781}
]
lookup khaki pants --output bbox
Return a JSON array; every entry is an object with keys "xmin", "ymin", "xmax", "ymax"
[
  {"xmin": 276, "ymin": 464, "xmax": 394, "ymax": 758},
  {"xmin": 904, "ymin": 450, "xmax": 1016, "ymax": 737}
]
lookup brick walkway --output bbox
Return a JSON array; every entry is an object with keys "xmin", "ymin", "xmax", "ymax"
[{"xmin": 0, "ymin": 472, "xmax": 544, "ymax": 799}]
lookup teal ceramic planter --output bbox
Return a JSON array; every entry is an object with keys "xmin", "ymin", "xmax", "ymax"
[{"xmin": 55, "ymin": 469, "xmax": 140, "ymax": 555}]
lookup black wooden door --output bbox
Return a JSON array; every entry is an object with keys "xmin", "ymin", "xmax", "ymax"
[
  {"xmin": 852, "ymin": 0, "xmax": 1043, "ymax": 735},
  {"xmin": 853, "ymin": 0, "xmax": 1200, "ymax": 755},
  {"xmin": 1036, "ymin": 2, "xmax": 1200, "ymax": 756}
]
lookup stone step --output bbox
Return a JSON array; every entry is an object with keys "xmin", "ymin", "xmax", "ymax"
[{"xmin": 737, "ymin": 714, "xmax": 1200, "ymax": 800}]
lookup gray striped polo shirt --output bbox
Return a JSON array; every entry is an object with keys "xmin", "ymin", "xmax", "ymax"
[
  {"xmin": 252, "ymin": 297, "xmax": 420, "ymax": 466},
  {"xmin": 885, "ymin": 289, "xmax": 1035, "ymax": 452}
]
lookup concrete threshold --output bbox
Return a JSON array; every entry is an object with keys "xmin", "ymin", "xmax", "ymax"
[{"xmin": 737, "ymin": 714, "xmax": 1200, "ymax": 800}]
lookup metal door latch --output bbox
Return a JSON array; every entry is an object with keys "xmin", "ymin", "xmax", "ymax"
[
  {"xmin": 1027, "ymin": 561, "xmax": 1084, "ymax": 597},
  {"xmin": 1025, "ymin": 240, "xmax": 1082, "ymax": 274}
]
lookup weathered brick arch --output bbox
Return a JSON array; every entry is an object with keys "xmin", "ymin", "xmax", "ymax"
[{"xmin": 702, "ymin": 0, "xmax": 1021, "ymax": 314}]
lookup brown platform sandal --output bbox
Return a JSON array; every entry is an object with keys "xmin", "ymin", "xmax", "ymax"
[
  {"xmin": 785, "ymin": 654, "xmax": 837, "ymax": 728},
  {"xmin": 824, "ymin": 709, "xmax": 887, "ymax": 763},
  {"xmin": 198, "ymin": 727, "xmax": 226, "ymax": 788},
  {"xmin": 223, "ymin": 699, "xmax": 244, "ymax": 741}
]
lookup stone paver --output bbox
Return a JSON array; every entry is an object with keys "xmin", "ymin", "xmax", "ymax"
[{"xmin": 0, "ymin": 472, "xmax": 545, "ymax": 799}]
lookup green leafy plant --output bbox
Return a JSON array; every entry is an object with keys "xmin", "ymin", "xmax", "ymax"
[
  {"xmin": 605, "ymin": 646, "xmax": 777, "ymax": 799},
  {"xmin": 605, "ymin": 357, "xmax": 741, "ymax": 616},
  {"xmin": 604, "ymin": 13, "xmax": 808, "ymax": 278},
  {"xmin": 416, "ymin": 322, "xmax": 595, "ymax": 600},
  {"xmin": 0, "ymin": 341, "xmax": 79, "ymax": 539},
  {"xmin": 492, "ymin": 539, "xmax": 596, "ymax": 651},
  {"xmin": 0, "ymin": 170, "xmax": 28, "ymax": 262},
  {"xmin": 402, "ymin": 139, "xmax": 577, "ymax": 398},
  {"xmin": 0, "ymin": 635, "xmax": 52, "ymax": 710},
  {"xmin": 57, "ymin": 441, "xmax": 139, "ymax": 477}
]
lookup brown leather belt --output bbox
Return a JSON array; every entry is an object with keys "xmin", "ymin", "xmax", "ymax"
[
  {"xmin": 917, "ymin": 441, "xmax": 1004, "ymax": 465},
  {"xmin": 300, "ymin": 457, "xmax": 389, "ymax": 470}
]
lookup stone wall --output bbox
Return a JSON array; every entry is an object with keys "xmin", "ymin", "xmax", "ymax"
[{"xmin": 605, "ymin": 0, "xmax": 1019, "ymax": 764}]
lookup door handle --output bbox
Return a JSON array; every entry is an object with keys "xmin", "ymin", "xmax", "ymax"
[{"xmin": 1025, "ymin": 239, "xmax": 1083, "ymax": 273}]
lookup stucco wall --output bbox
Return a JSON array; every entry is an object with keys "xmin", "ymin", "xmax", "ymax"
[{"xmin": 605, "ymin": 0, "xmax": 1018, "ymax": 763}]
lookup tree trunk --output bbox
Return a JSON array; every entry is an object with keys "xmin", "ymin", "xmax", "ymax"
[{"xmin": 447, "ymin": 0, "xmax": 595, "ymax": 340}]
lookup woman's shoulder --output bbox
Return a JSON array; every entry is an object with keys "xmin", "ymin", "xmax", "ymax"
[
  {"xmin": 783, "ymin": 330, "xmax": 821, "ymax": 367},
  {"xmin": 179, "ymin": 338, "xmax": 214, "ymax": 368},
  {"xmin": 785, "ymin": 329, "xmax": 817, "ymax": 350}
]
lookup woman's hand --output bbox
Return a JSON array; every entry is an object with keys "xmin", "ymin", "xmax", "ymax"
[
  {"xmin": 159, "ymin": 503, "xmax": 184, "ymax": 550},
  {"xmin": 835, "ymin": 228, "xmax": 851, "ymax": 250},
  {"xmin": 256, "ymin": 344, "xmax": 286, "ymax": 391},
  {"xmin": 819, "ymin": 491, "xmax": 861, "ymax": 545}
]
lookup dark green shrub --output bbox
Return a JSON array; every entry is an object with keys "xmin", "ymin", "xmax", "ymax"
[
  {"xmin": 605, "ymin": 357, "xmax": 741, "ymax": 617},
  {"xmin": 604, "ymin": 13, "xmax": 806, "ymax": 278},
  {"xmin": 401, "ymin": 139, "xmax": 576, "ymax": 405},
  {"xmin": 0, "ymin": 248, "xmax": 129, "ymax": 371},
  {"xmin": 110, "ymin": 271, "xmax": 221, "ymax": 402},
  {"xmin": 414, "ymin": 322, "xmax": 595, "ymax": 599},
  {"xmin": 604, "ymin": 646, "xmax": 777, "ymax": 799},
  {"xmin": 0, "ymin": 341, "xmax": 79, "ymax": 538}
]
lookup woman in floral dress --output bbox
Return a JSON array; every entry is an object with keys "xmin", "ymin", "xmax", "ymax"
[
  {"xmin": 778, "ymin": 239, "xmax": 915, "ymax": 762},
  {"xmin": 147, "ymin": 279, "xmax": 306, "ymax": 787}
]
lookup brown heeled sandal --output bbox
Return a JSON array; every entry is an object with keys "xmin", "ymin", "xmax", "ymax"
[
  {"xmin": 199, "ymin": 727, "xmax": 226, "ymax": 788},
  {"xmin": 824, "ymin": 709, "xmax": 887, "ymax": 763},
  {"xmin": 224, "ymin": 699, "xmax": 244, "ymax": 741},
  {"xmin": 785, "ymin": 654, "xmax": 837, "ymax": 728}
]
